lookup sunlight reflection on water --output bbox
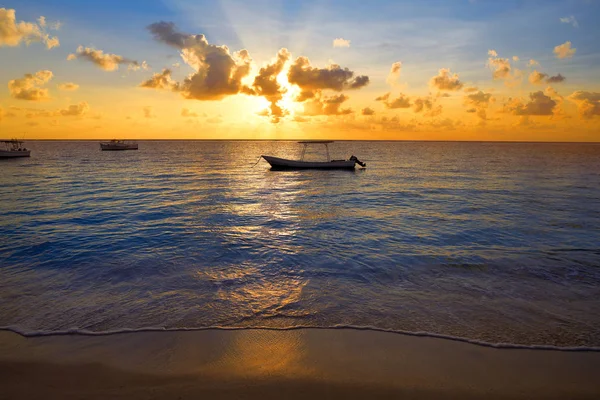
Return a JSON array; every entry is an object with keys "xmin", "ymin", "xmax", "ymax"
[{"xmin": 1, "ymin": 141, "xmax": 600, "ymax": 347}]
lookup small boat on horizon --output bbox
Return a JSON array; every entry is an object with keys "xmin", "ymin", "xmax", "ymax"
[
  {"xmin": 261, "ymin": 141, "xmax": 366, "ymax": 170},
  {"xmin": 100, "ymin": 140, "xmax": 138, "ymax": 151},
  {"xmin": 0, "ymin": 139, "xmax": 31, "ymax": 158}
]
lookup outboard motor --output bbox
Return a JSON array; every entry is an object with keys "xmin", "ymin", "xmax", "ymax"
[{"xmin": 349, "ymin": 155, "xmax": 366, "ymax": 167}]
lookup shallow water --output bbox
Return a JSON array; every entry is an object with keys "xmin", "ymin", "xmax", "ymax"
[{"xmin": 1, "ymin": 141, "xmax": 599, "ymax": 347}]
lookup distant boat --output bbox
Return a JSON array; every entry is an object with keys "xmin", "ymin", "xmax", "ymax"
[
  {"xmin": 262, "ymin": 141, "xmax": 366, "ymax": 170},
  {"xmin": 0, "ymin": 139, "xmax": 31, "ymax": 158},
  {"xmin": 100, "ymin": 140, "xmax": 138, "ymax": 151}
]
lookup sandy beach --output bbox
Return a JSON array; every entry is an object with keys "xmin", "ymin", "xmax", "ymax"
[{"xmin": 1, "ymin": 328, "xmax": 599, "ymax": 399}]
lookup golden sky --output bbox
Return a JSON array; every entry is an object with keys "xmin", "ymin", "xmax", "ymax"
[{"xmin": 1, "ymin": 1, "xmax": 599, "ymax": 141}]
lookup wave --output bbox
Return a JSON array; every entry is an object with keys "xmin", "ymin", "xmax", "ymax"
[{"xmin": 2, "ymin": 324, "xmax": 600, "ymax": 352}]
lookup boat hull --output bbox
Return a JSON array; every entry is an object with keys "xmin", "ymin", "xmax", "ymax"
[
  {"xmin": 0, "ymin": 150, "xmax": 30, "ymax": 158},
  {"xmin": 100, "ymin": 144, "xmax": 138, "ymax": 151},
  {"xmin": 262, "ymin": 155, "xmax": 356, "ymax": 170}
]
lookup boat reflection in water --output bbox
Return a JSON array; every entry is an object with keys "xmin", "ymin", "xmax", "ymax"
[
  {"xmin": 100, "ymin": 139, "xmax": 138, "ymax": 151},
  {"xmin": 0, "ymin": 139, "xmax": 30, "ymax": 158},
  {"xmin": 262, "ymin": 141, "xmax": 366, "ymax": 170}
]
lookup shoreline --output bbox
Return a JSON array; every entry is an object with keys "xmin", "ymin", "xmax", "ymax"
[
  {"xmin": 1, "ymin": 328, "xmax": 599, "ymax": 399},
  {"xmin": 2, "ymin": 325, "xmax": 600, "ymax": 352}
]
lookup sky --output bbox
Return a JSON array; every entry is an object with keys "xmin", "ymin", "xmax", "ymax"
[{"xmin": 1, "ymin": 0, "xmax": 599, "ymax": 141}]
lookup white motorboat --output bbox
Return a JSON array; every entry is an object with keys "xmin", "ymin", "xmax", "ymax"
[
  {"xmin": 0, "ymin": 139, "xmax": 31, "ymax": 158},
  {"xmin": 100, "ymin": 140, "xmax": 138, "ymax": 151},
  {"xmin": 262, "ymin": 141, "xmax": 366, "ymax": 170}
]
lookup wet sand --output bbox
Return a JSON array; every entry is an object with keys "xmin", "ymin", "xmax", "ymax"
[{"xmin": 0, "ymin": 328, "xmax": 599, "ymax": 399}]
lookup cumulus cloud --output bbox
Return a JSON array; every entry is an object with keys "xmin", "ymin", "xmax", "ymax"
[
  {"xmin": 464, "ymin": 87, "xmax": 478, "ymax": 93},
  {"xmin": 386, "ymin": 61, "xmax": 402, "ymax": 86},
  {"xmin": 529, "ymin": 70, "xmax": 548, "ymax": 85},
  {"xmin": 0, "ymin": 8, "xmax": 59, "ymax": 49},
  {"xmin": 362, "ymin": 107, "xmax": 375, "ymax": 116},
  {"xmin": 568, "ymin": 91, "xmax": 600, "ymax": 118},
  {"xmin": 505, "ymin": 91, "xmax": 556, "ymax": 116},
  {"xmin": 147, "ymin": 21, "xmax": 252, "ymax": 100},
  {"xmin": 528, "ymin": 59, "xmax": 539, "ymax": 67},
  {"xmin": 288, "ymin": 56, "xmax": 369, "ymax": 100},
  {"xmin": 57, "ymin": 82, "xmax": 79, "ymax": 91},
  {"xmin": 512, "ymin": 56, "xmax": 519, "ymax": 61},
  {"xmin": 59, "ymin": 102, "xmax": 89, "ymax": 116},
  {"xmin": 554, "ymin": 41, "xmax": 576, "ymax": 59},
  {"xmin": 376, "ymin": 92, "xmax": 411, "ymax": 109},
  {"xmin": 429, "ymin": 68, "xmax": 463, "ymax": 91},
  {"xmin": 8, "ymin": 70, "xmax": 53, "ymax": 101},
  {"xmin": 529, "ymin": 70, "xmax": 566, "ymax": 85},
  {"xmin": 140, "ymin": 68, "xmax": 179, "ymax": 90},
  {"xmin": 560, "ymin": 16, "xmax": 578, "ymax": 28},
  {"xmin": 250, "ymin": 48, "xmax": 292, "ymax": 123},
  {"xmin": 333, "ymin": 38, "xmax": 350, "ymax": 48},
  {"xmin": 546, "ymin": 74, "xmax": 566, "ymax": 83},
  {"xmin": 68, "ymin": 46, "xmax": 144, "ymax": 71},
  {"xmin": 488, "ymin": 55, "xmax": 512, "ymax": 79},
  {"xmin": 302, "ymin": 93, "xmax": 353, "ymax": 116},
  {"xmin": 488, "ymin": 49, "xmax": 498, "ymax": 57},
  {"xmin": 464, "ymin": 89, "xmax": 493, "ymax": 121}
]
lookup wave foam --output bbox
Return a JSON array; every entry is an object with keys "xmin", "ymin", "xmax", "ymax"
[{"xmin": 2, "ymin": 325, "xmax": 599, "ymax": 352}]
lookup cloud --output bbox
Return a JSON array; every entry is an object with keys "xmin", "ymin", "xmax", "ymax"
[
  {"xmin": 546, "ymin": 74, "xmax": 566, "ymax": 83},
  {"xmin": 554, "ymin": 41, "xmax": 576, "ymax": 59},
  {"xmin": 147, "ymin": 21, "xmax": 252, "ymax": 100},
  {"xmin": 488, "ymin": 55, "xmax": 511, "ymax": 79},
  {"xmin": 568, "ymin": 91, "xmax": 600, "ymax": 118},
  {"xmin": 143, "ymin": 106, "xmax": 155, "ymax": 118},
  {"xmin": 560, "ymin": 16, "xmax": 578, "ymax": 28},
  {"xmin": 333, "ymin": 38, "xmax": 350, "ymax": 48},
  {"xmin": 362, "ymin": 107, "xmax": 375, "ymax": 116},
  {"xmin": 8, "ymin": 70, "xmax": 53, "ymax": 100},
  {"xmin": 181, "ymin": 108, "xmax": 199, "ymax": 117},
  {"xmin": 464, "ymin": 87, "xmax": 478, "ymax": 93},
  {"xmin": 288, "ymin": 56, "xmax": 369, "ymax": 99},
  {"xmin": 68, "ymin": 46, "xmax": 144, "ymax": 71},
  {"xmin": 529, "ymin": 70, "xmax": 548, "ymax": 85},
  {"xmin": 0, "ymin": 8, "xmax": 59, "ymax": 49},
  {"xmin": 506, "ymin": 91, "xmax": 556, "ymax": 116},
  {"xmin": 59, "ymin": 102, "xmax": 89, "ymax": 116},
  {"xmin": 464, "ymin": 90, "xmax": 493, "ymax": 121},
  {"xmin": 386, "ymin": 62, "xmax": 402, "ymax": 86},
  {"xmin": 140, "ymin": 68, "xmax": 179, "ymax": 90},
  {"xmin": 512, "ymin": 56, "xmax": 519, "ymax": 62},
  {"xmin": 488, "ymin": 49, "xmax": 498, "ymax": 57},
  {"xmin": 529, "ymin": 70, "xmax": 566, "ymax": 85},
  {"xmin": 57, "ymin": 82, "xmax": 79, "ymax": 91},
  {"xmin": 376, "ymin": 92, "xmax": 411, "ymax": 109},
  {"xmin": 528, "ymin": 59, "xmax": 539, "ymax": 67},
  {"xmin": 302, "ymin": 93, "xmax": 353, "ymax": 116},
  {"xmin": 250, "ymin": 48, "xmax": 292, "ymax": 123},
  {"xmin": 429, "ymin": 68, "xmax": 463, "ymax": 91}
]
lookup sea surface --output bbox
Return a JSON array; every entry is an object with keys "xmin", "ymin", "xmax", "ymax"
[{"xmin": 1, "ymin": 141, "xmax": 599, "ymax": 348}]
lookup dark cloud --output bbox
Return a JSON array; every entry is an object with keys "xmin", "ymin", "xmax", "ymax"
[
  {"xmin": 376, "ymin": 92, "xmax": 411, "ymax": 109},
  {"xmin": 140, "ymin": 68, "xmax": 179, "ymax": 90},
  {"xmin": 362, "ymin": 107, "xmax": 375, "ymax": 116},
  {"xmin": 506, "ymin": 91, "xmax": 556, "ymax": 116},
  {"xmin": 251, "ymin": 48, "xmax": 292, "ymax": 123},
  {"xmin": 146, "ymin": 21, "xmax": 252, "ymax": 100},
  {"xmin": 302, "ymin": 94, "xmax": 353, "ymax": 116},
  {"xmin": 546, "ymin": 74, "xmax": 566, "ymax": 83},
  {"xmin": 288, "ymin": 56, "xmax": 369, "ymax": 99}
]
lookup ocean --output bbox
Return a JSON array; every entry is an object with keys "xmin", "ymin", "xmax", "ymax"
[{"xmin": 1, "ymin": 141, "xmax": 599, "ymax": 348}]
